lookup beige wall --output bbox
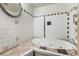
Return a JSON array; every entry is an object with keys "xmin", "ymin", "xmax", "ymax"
[{"xmin": 77, "ymin": 4, "xmax": 79, "ymax": 54}]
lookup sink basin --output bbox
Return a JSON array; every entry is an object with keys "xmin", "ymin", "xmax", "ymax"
[{"xmin": 21, "ymin": 48, "xmax": 67, "ymax": 56}]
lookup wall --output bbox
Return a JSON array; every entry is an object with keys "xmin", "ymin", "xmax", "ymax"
[
  {"xmin": 0, "ymin": 3, "xmax": 34, "ymax": 53},
  {"xmin": 45, "ymin": 14, "xmax": 68, "ymax": 39},
  {"xmin": 21, "ymin": 3, "xmax": 34, "ymax": 15},
  {"xmin": 77, "ymin": 4, "xmax": 79, "ymax": 54},
  {"xmin": 34, "ymin": 3, "xmax": 76, "ymax": 43},
  {"xmin": 34, "ymin": 4, "xmax": 75, "ymax": 16},
  {"xmin": 69, "ymin": 8, "xmax": 77, "ymax": 44},
  {"xmin": 34, "ymin": 17, "xmax": 44, "ymax": 38}
]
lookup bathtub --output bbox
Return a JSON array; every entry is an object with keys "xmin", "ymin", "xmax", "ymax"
[{"xmin": 32, "ymin": 38, "xmax": 76, "ymax": 49}]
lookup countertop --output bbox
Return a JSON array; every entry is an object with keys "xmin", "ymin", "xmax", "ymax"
[
  {"xmin": 0, "ymin": 39, "xmax": 78, "ymax": 56},
  {"xmin": 0, "ymin": 40, "xmax": 33, "ymax": 56}
]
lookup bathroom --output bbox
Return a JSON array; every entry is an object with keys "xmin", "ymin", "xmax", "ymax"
[{"xmin": 0, "ymin": 3, "xmax": 78, "ymax": 56}]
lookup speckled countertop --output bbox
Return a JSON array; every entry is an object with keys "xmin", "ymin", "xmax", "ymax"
[
  {"xmin": 0, "ymin": 39, "xmax": 78, "ymax": 56},
  {"xmin": 0, "ymin": 40, "xmax": 33, "ymax": 56}
]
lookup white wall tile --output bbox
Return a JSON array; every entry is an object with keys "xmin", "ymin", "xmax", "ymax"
[{"xmin": 0, "ymin": 4, "xmax": 34, "ymax": 53}]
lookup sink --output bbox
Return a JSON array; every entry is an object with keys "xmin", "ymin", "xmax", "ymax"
[{"xmin": 21, "ymin": 48, "xmax": 67, "ymax": 56}]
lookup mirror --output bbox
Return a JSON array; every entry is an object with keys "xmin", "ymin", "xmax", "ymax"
[{"xmin": 0, "ymin": 3, "xmax": 22, "ymax": 17}]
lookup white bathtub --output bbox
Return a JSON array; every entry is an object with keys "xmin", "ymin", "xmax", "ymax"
[{"xmin": 32, "ymin": 38, "xmax": 76, "ymax": 49}]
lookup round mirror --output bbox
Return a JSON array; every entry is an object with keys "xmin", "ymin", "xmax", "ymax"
[{"xmin": 0, "ymin": 3, "xmax": 22, "ymax": 17}]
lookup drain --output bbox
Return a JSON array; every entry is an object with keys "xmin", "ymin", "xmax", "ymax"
[
  {"xmin": 57, "ymin": 49, "xmax": 68, "ymax": 55},
  {"xmin": 39, "ymin": 46, "xmax": 47, "ymax": 50}
]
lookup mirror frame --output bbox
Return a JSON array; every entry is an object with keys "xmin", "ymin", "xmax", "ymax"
[{"xmin": 0, "ymin": 3, "xmax": 22, "ymax": 18}]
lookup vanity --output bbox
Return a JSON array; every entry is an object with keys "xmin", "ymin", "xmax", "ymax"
[
  {"xmin": 21, "ymin": 48, "xmax": 66, "ymax": 56},
  {"xmin": 0, "ymin": 39, "xmax": 78, "ymax": 56}
]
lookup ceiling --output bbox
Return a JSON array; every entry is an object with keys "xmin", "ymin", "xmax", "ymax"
[{"xmin": 30, "ymin": 3, "xmax": 55, "ymax": 8}]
